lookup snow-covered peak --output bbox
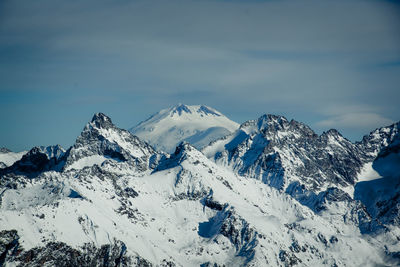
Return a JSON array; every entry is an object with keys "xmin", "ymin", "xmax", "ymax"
[
  {"xmin": 90, "ymin": 112, "xmax": 113, "ymax": 129},
  {"xmin": 197, "ymin": 105, "xmax": 222, "ymax": 116},
  {"xmin": 155, "ymin": 141, "xmax": 206, "ymax": 172},
  {"xmin": 0, "ymin": 148, "xmax": 27, "ymax": 168},
  {"xmin": 130, "ymin": 104, "xmax": 239, "ymax": 153},
  {"xmin": 170, "ymin": 104, "xmax": 192, "ymax": 116},
  {"xmin": 203, "ymin": 113, "xmax": 371, "ymax": 194},
  {"xmin": 238, "ymin": 114, "xmax": 316, "ymax": 141},
  {"xmin": 64, "ymin": 113, "xmax": 157, "ymax": 172},
  {"xmin": 324, "ymin": 128, "xmax": 342, "ymax": 137},
  {"xmin": 35, "ymin": 145, "xmax": 65, "ymax": 160},
  {"xmin": 173, "ymin": 141, "xmax": 194, "ymax": 156},
  {"xmin": 168, "ymin": 104, "xmax": 222, "ymax": 117},
  {"xmin": 358, "ymin": 121, "xmax": 400, "ymax": 159},
  {"xmin": 257, "ymin": 114, "xmax": 289, "ymax": 130}
]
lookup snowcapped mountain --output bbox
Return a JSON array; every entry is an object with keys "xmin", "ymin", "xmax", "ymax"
[
  {"xmin": 129, "ymin": 104, "xmax": 239, "ymax": 153},
  {"xmin": 0, "ymin": 148, "xmax": 27, "ymax": 168},
  {"xmin": 203, "ymin": 114, "xmax": 399, "ymax": 230},
  {"xmin": 1, "ymin": 111, "xmax": 399, "ymax": 266},
  {"xmin": 63, "ymin": 112, "xmax": 159, "ymax": 173},
  {"xmin": 203, "ymin": 114, "xmax": 398, "ymax": 192}
]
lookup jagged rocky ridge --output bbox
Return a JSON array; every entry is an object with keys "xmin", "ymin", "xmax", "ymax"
[
  {"xmin": 0, "ymin": 112, "xmax": 399, "ymax": 266},
  {"xmin": 203, "ymin": 114, "xmax": 400, "ymax": 233},
  {"xmin": 63, "ymin": 113, "xmax": 159, "ymax": 172},
  {"xmin": 204, "ymin": 114, "xmax": 398, "ymax": 192}
]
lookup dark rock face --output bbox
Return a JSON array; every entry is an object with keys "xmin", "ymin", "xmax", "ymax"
[
  {"xmin": 0, "ymin": 229, "xmax": 153, "ymax": 267},
  {"xmin": 91, "ymin": 113, "xmax": 115, "ymax": 129},
  {"xmin": 279, "ymin": 249, "xmax": 301, "ymax": 267},
  {"xmin": 170, "ymin": 104, "xmax": 192, "ymax": 116},
  {"xmin": 198, "ymin": 206, "xmax": 258, "ymax": 265},
  {"xmin": 219, "ymin": 210, "xmax": 258, "ymax": 264},
  {"xmin": 0, "ymin": 230, "xmax": 19, "ymax": 267},
  {"xmin": 357, "ymin": 122, "xmax": 400, "ymax": 159},
  {"xmin": 154, "ymin": 142, "xmax": 192, "ymax": 173},
  {"xmin": 0, "ymin": 145, "xmax": 65, "ymax": 178},
  {"xmin": 312, "ymin": 187, "xmax": 353, "ymax": 212},
  {"xmin": 63, "ymin": 113, "xmax": 157, "ymax": 173}
]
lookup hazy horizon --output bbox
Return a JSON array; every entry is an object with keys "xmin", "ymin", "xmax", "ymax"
[{"xmin": 1, "ymin": 103, "xmax": 398, "ymax": 152}]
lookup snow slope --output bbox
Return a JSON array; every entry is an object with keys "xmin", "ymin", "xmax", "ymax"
[
  {"xmin": 0, "ymin": 142, "xmax": 393, "ymax": 266},
  {"xmin": 0, "ymin": 148, "xmax": 26, "ymax": 168},
  {"xmin": 129, "ymin": 104, "xmax": 239, "ymax": 153}
]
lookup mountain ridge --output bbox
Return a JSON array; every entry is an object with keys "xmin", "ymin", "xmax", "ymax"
[{"xmin": 0, "ymin": 110, "xmax": 399, "ymax": 266}]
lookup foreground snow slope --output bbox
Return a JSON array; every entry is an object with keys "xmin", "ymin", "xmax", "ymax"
[
  {"xmin": 0, "ymin": 112, "xmax": 399, "ymax": 266},
  {"xmin": 129, "ymin": 104, "xmax": 239, "ymax": 153}
]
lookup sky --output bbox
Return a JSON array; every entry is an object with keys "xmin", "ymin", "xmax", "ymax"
[{"xmin": 0, "ymin": 0, "xmax": 399, "ymax": 151}]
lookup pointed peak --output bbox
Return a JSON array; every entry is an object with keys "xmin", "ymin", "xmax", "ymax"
[
  {"xmin": 154, "ymin": 141, "xmax": 201, "ymax": 172},
  {"xmin": 320, "ymin": 129, "xmax": 347, "ymax": 143},
  {"xmin": 91, "ymin": 112, "xmax": 114, "ymax": 129},
  {"xmin": 170, "ymin": 104, "xmax": 192, "ymax": 116},
  {"xmin": 174, "ymin": 141, "xmax": 194, "ymax": 155},
  {"xmin": 169, "ymin": 104, "xmax": 223, "ymax": 117},
  {"xmin": 26, "ymin": 145, "xmax": 65, "ymax": 160},
  {"xmin": 262, "ymin": 114, "xmax": 288, "ymax": 121},
  {"xmin": 239, "ymin": 114, "xmax": 316, "ymax": 138},
  {"xmin": 324, "ymin": 129, "xmax": 342, "ymax": 137},
  {"xmin": 377, "ymin": 120, "xmax": 400, "ymax": 133},
  {"xmin": 257, "ymin": 114, "xmax": 289, "ymax": 130}
]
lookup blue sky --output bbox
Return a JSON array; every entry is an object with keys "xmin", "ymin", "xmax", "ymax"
[{"xmin": 1, "ymin": 0, "xmax": 400, "ymax": 151}]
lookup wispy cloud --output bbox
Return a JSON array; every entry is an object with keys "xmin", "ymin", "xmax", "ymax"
[{"xmin": 317, "ymin": 113, "xmax": 394, "ymax": 129}]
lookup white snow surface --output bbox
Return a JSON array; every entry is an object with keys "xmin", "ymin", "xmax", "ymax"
[
  {"xmin": 357, "ymin": 162, "xmax": 382, "ymax": 182},
  {"xmin": 0, "ymin": 151, "xmax": 26, "ymax": 167},
  {"xmin": 64, "ymin": 155, "xmax": 109, "ymax": 171},
  {"xmin": 0, "ymin": 144, "xmax": 395, "ymax": 266},
  {"xmin": 129, "ymin": 104, "xmax": 239, "ymax": 153}
]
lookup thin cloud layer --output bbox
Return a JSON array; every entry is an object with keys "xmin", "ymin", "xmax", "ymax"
[{"xmin": 317, "ymin": 113, "xmax": 394, "ymax": 129}]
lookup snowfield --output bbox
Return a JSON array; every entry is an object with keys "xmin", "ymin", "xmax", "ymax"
[{"xmin": 129, "ymin": 104, "xmax": 239, "ymax": 153}]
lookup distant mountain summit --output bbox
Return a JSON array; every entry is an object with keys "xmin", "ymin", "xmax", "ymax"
[
  {"xmin": 129, "ymin": 104, "xmax": 239, "ymax": 153},
  {"xmin": 0, "ymin": 148, "xmax": 27, "ymax": 169}
]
